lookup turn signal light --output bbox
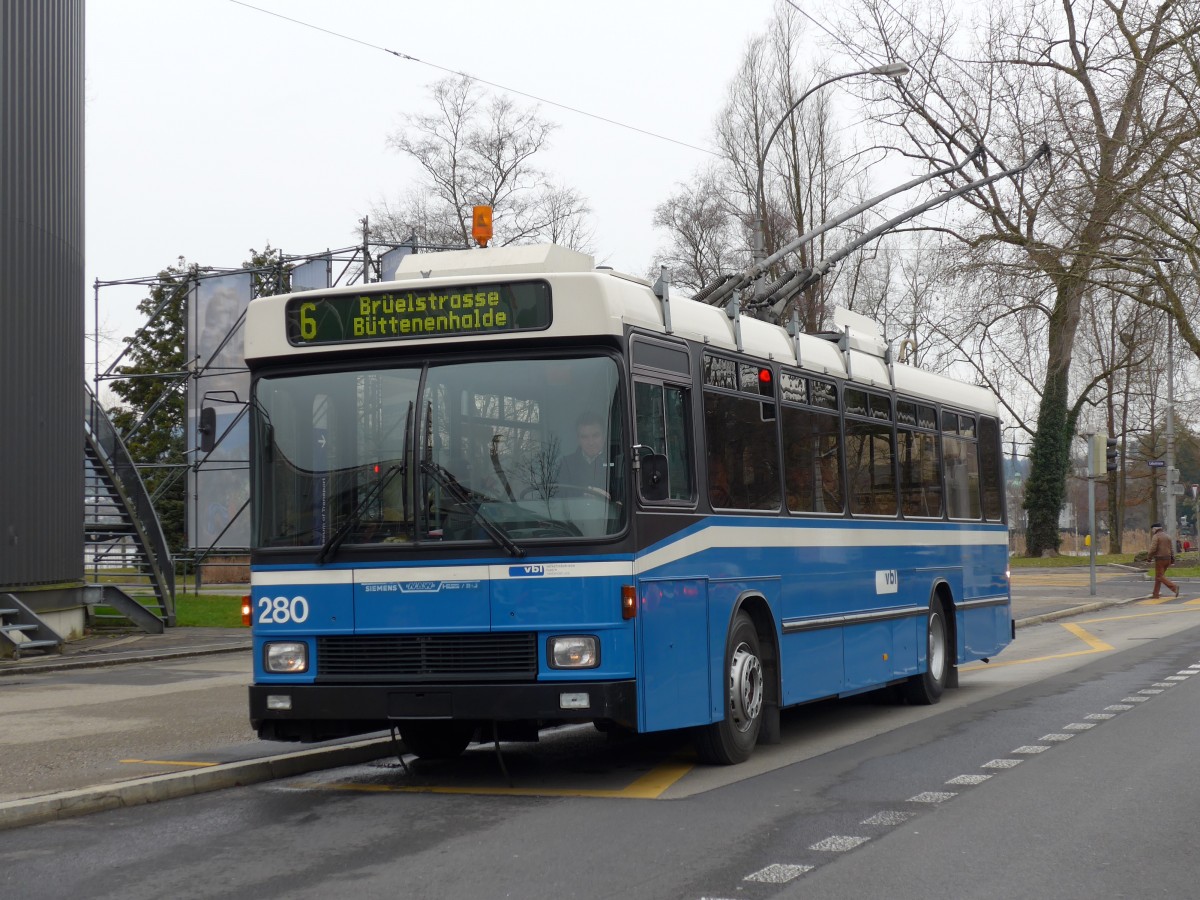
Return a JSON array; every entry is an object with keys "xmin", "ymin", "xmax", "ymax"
[
  {"xmin": 621, "ymin": 584, "xmax": 637, "ymax": 619},
  {"xmin": 242, "ymin": 595, "xmax": 252, "ymax": 627}
]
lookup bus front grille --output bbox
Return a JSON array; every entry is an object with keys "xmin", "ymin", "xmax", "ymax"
[{"xmin": 316, "ymin": 633, "xmax": 538, "ymax": 682}]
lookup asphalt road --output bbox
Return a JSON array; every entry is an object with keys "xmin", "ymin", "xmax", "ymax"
[{"xmin": 783, "ymin": 649, "xmax": 1200, "ymax": 899}]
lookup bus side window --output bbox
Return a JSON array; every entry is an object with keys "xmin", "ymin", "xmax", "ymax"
[
  {"xmin": 634, "ymin": 380, "xmax": 694, "ymax": 503},
  {"xmin": 702, "ymin": 390, "xmax": 780, "ymax": 511}
]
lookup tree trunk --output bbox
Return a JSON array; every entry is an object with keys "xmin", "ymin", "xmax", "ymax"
[
  {"xmin": 1023, "ymin": 370, "xmax": 1071, "ymax": 556},
  {"xmin": 1023, "ymin": 279, "xmax": 1086, "ymax": 556}
]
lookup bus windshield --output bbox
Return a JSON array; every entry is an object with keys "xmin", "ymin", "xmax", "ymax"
[{"xmin": 252, "ymin": 354, "xmax": 627, "ymax": 550}]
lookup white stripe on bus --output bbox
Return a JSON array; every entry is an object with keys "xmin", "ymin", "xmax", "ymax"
[
  {"xmin": 253, "ymin": 561, "xmax": 633, "ymax": 587},
  {"xmin": 252, "ymin": 524, "xmax": 1003, "ymax": 586},
  {"xmin": 635, "ymin": 523, "xmax": 1006, "ymax": 575}
]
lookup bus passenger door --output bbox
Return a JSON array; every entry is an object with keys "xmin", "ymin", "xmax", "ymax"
[{"xmin": 636, "ymin": 577, "xmax": 709, "ymax": 732}]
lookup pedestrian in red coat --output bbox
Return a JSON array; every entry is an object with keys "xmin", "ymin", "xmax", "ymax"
[{"xmin": 1148, "ymin": 523, "xmax": 1179, "ymax": 599}]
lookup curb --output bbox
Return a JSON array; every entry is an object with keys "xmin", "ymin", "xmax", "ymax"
[
  {"xmin": 1014, "ymin": 595, "xmax": 1146, "ymax": 629},
  {"xmin": 0, "ymin": 642, "xmax": 251, "ymax": 677},
  {"xmin": 0, "ymin": 735, "xmax": 395, "ymax": 832}
]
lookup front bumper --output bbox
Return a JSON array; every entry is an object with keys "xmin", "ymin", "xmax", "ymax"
[{"xmin": 250, "ymin": 680, "xmax": 638, "ymax": 741}]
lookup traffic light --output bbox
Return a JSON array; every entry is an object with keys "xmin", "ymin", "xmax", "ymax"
[
  {"xmin": 1106, "ymin": 438, "xmax": 1119, "ymax": 473},
  {"xmin": 1089, "ymin": 433, "xmax": 1105, "ymax": 477}
]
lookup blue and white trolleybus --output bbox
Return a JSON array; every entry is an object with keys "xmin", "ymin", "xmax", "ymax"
[{"xmin": 243, "ymin": 243, "xmax": 1012, "ymax": 764}]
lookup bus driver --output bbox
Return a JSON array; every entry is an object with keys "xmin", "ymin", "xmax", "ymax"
[{"xmin": 560, "ymin": 411, "xmax": 613, "ymax": 494}]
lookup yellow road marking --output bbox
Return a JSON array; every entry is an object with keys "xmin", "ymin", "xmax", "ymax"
[
  {"xmin": 120, "ymin": 758, "xmax": 218, "ymax": 768},
  {"xmin": 1139, "ymin": 596, "xmax": 1175, "ymax": 605},
  {"xmin": 1077, "ymin": 606, "xmax": 1200, "ymax": 625},
  {"xmin": 1059, "ymin": 622, "xmax": 1116, "ymax": 652},
  {"xmin": 293, "ymin": 759, "xmax": 695, "ymax": 800}
]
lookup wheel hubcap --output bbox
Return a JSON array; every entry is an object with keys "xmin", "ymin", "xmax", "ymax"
[
  {"xmin": 928, "ymin": 612, "xmax": 946, "ymax": 682},
  {"xmin": 728, "ymin": 642, "xmax": 763, "ymax": 732}
]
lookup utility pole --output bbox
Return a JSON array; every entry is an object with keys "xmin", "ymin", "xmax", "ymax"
[
  {"xmin": 1087, "ymin": 433, "xmax": 1103, "ymax": 596},
  {"xmin": 1166, "ymin": 316, "xmax": 1177, "ymax": 544}
]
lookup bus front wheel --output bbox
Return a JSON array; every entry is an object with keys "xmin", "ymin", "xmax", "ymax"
[
  {"xmin": 398, "ymin": 721, "xmax": 475, "ymax": 761},
  {"xmin": 695, "ymin": 611, "xmax": 764, "ymax": 765},
  {"xmin": 904, "ymin": 601, "xmax": 949, "ymax": 705}
]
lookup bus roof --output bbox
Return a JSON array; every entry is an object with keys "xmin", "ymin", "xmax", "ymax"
[{"xmin": 244, "ymin": 243, "xmax": 997, "ymax": 416}]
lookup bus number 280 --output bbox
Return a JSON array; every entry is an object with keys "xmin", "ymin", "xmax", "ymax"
[{"xmin": 257, "ymin": 595, "xmax": 310, "ymax": 625}]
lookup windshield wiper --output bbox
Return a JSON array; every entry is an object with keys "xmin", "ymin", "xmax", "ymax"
[
  {"xmin": 314, "ymin": 465, "xmax": 402, "ymax": 565},
  {"xmin": 420, "ymin": 459, "xmax": 525, "ymax": 558}
]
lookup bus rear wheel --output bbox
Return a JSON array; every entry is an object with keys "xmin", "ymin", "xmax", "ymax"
[
  {"xmin": 398, "ymin": 721, "xmax": 475, "ymax": 761},
  {"xmin": 695, "ymin": 611, "xmax": 764, "ymax": 765},
  {"xmin": 904, "ymin": 601, "xmax": 949, "ymax": 705}
]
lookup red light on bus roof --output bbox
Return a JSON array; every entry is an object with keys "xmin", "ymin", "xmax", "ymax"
[
  {"xmin": 374, "ymin": 464, "xmax": 380, "ymax": 474},
  {"xmin": 758, "ymin": 368, "xmax": 772, "ymax": 384}
]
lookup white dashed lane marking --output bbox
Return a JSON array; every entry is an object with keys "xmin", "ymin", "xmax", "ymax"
[
  {"xmin": 810, "ymin": 836, "xmax": 871, "ymax": 852},
  {"xmin": 983, "ymin": 758, "xmax": 1023, "ymax": 768},
  {"xmin": 744, "ymin": 863, "xmax": 813, "ymax": 883},
  {"xmin": 1040, "ymin": 734, "xmax": 1075, "ymax": 742},
  {"xmin": 1063, "ymin": 722, "xmax": 1097, "ymax": 730},
  {"xmin": 946, "ymin": 774, "xmax": 992, "ymax": 785},
  {"xmin": 908, "ymin": 791, "xmax": 957, "ymax": 803},
  {"xmin": 861, "ymin": 810, "xmax": 916, "ymax": 825},
  {"xmin": 1012, "ymin": 745, "xmax": 1050, "ymax": 754}
]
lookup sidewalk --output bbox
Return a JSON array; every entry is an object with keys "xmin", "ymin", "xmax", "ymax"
[
  {"xmin": 0, "ymin": 624, "xmax": 395, "ymax": 831},
  {"xmin": 0, "ymin": 574, "xmax": 1167, "ymax": 831},
  {"xmin": 1009, "ymin": 564, "xmax": 1168, "ymax": 625},
  {"xmin": 0, "ymin": 626, "xmax": 252, "ymax": 675}
]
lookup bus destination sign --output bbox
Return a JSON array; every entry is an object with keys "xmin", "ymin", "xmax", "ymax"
[{"xmin": 286, "ymin": 280, "xmax": 552, "ymax": 346}]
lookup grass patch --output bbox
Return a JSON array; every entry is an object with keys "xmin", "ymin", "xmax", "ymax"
[
  {"xmin": 94, "ymin": 593, "xmax": 246, "ymax": 628},
  {"xmin": 174, "ymin": 594, "xmax": 245, "ymax": 628},
  {"xmin": 1008, "ymin": 554, "xmax": 1136, "ymax": 568},
  {"xmin": 1009, "ymin": 554, "xmax": 1200, "ymax": 579}
]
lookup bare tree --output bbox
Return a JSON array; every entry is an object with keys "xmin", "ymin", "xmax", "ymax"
[
  {"xmin": 831, "ymin": 0, "xmax": 1200, "ymax": 555},
  {"xmin": 370, "ymin": 76, "xmax": 593, "ymax": 252},
  {"xmin": 651, "ymin": 166, "xmax": 743, "ymax": 292}
]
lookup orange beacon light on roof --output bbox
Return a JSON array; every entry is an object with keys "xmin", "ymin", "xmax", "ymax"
[{"xmin": 472, "ymin": 205, "xmax": 493, "ymax": 247}]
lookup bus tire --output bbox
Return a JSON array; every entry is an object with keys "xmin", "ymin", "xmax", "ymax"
[
  {"xmin": 695, "ymin": 611, "xmax": 764, "ymax": 765},
  {"xmin": 904, "ymin": 600, "xmax": 949, "ymax": 705},
  {"xmin": 398, "ymin": 721, "xmax": 475, "ymax": 761}
]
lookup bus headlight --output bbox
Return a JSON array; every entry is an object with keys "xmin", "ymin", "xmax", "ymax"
[
  {"xmin": 264, "ymin": 641, "xmax": 308, "ymax": 673},
  {"xmin": 548, "ymin": 636, "xmax": 599, "ymax": 669}
]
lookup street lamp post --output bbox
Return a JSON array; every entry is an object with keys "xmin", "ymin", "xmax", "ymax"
[
  {"xmin": 1166, "ymin": 314, "xmax": 1176, "ymax": 539},
  {"xmin": 753, "ymin": 61, "xmax": 909, "ymax": 272}
]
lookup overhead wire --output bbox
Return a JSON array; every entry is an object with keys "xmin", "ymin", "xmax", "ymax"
[{"xmin": 227, "ymin": 0, "xmax": 720, "ymax": 157}]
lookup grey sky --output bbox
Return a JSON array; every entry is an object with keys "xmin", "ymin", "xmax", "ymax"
[{"xmin": 85, "ymin": 0, "xmax": 787, "ymax": 371}]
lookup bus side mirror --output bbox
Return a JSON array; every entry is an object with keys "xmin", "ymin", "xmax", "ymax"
[
  {"xmin": 198, "ymin": 406, "xmax": 216, "ymax": 454},
  {"xmin": 640, "ymin": 454, "xmax": 669, "ymax": 502}
]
